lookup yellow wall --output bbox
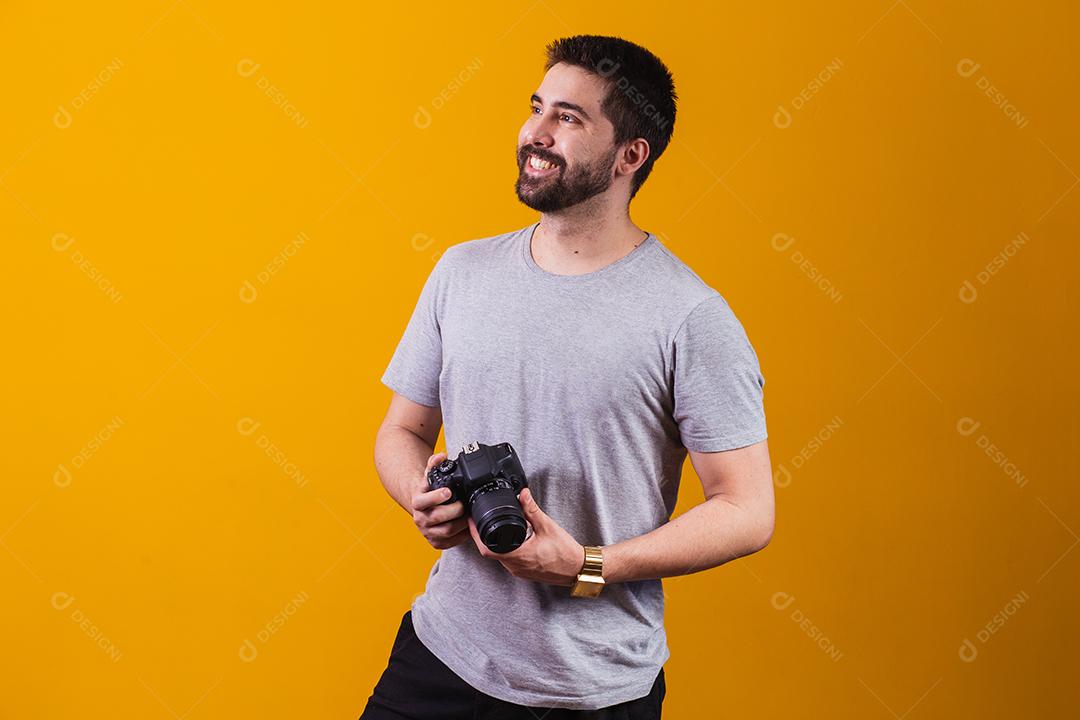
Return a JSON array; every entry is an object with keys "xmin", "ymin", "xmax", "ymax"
[{"xmin": 2, "ymin": 2, "xmax": 1077, "ymax": 717}]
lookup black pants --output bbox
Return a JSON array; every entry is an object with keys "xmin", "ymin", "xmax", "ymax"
[{"xmin": 360, "ymin": 611, "xmax": 666, "ymax": 720}]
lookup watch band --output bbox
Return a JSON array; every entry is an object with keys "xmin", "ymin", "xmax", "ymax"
[{"xmin": 570, "ymin": 545, "xmax": 605, "ymax": 598}]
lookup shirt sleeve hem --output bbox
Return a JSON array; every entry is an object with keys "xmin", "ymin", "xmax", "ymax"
[
  {"xmin": 681, "ymin": 427, "xmax": 768, "ymax": 453},
  {"xmin": 381, "ymin": 371, "xmax": 440, "ymax": 408}
]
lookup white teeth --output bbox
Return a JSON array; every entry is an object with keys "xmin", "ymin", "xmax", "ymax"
[{"xmin": 529, "ymin": 155, "xmax": 555, "ymax": 170}]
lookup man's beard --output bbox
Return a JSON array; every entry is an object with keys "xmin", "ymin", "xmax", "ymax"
[{"xmin": 514, "ymin": 145, "xmax": 618, "ymax": 212}]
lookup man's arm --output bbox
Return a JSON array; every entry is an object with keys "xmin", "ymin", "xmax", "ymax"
[
  {"xmin": 602, "ymin": 439, "xmax": 774, "ymax": 584},
  {"xmin": 374, "ymin": 392, "xmax": 443, "ymax": 514}
]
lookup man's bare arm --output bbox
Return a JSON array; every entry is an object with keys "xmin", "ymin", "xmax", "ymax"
[
  {"xmin": 602, "ymin": 439, "xmax": 774, "ymax": 584},
  {"xmin": 374, "ymin": 392, "xmax": 443, "ymax": 513},
  {"xmin": 375, "ymin": 392, "xmax": 472, "ymax": 549}
]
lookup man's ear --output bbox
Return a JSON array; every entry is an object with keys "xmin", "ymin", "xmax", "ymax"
[{"xmin": 617, "ymin": 138, "xmax": 650, "ymax": 177}]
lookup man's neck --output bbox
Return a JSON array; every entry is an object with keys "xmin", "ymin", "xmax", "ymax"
[{"xmin": 531, "ymin": 203, "xmax": 648, "ymax": 276}]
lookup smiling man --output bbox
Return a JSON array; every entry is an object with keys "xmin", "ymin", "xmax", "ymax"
[{"xmin": 364, "ymin": 34, "xmax": 774, "ymax": 719}]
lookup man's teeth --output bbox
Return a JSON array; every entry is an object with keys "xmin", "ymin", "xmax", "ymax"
[{"xmin": 529, "ymin": 155, "xmax": 556, "ymax": 170}]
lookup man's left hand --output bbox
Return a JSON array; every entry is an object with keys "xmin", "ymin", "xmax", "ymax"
[{"xmin": 467, "ymin": 487, "xmax": 584, "ymax": 586}]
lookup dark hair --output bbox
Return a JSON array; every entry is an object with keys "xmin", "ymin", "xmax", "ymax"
[{"xmin": 543, "ymin": 35, "xmax": 677, "ymax": 201}]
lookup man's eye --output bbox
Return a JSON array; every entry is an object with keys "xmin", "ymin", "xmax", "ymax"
[{"xmin": 530, "ymin": 106, "xmax": 578, "ymax": 124}]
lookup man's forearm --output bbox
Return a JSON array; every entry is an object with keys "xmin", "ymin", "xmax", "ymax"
[
  {"xmin": 374, "ymin": 425, "xmax": 434, "ymax": 514},
  {"xmin": 602, "ymin": 496, "xmax": 773, "ymax": 584}
]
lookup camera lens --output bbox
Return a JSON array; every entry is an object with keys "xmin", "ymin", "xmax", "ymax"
[{"xmin": 470, "ymin": 485, "xmax": 528, "ymax": 553}]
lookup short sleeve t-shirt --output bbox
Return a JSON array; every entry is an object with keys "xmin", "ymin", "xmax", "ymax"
[{"xmin": 380, "ymin": 221, "xmax": 768, "ymax": 710}]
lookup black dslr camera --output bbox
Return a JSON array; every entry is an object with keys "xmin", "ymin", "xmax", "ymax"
[{"xmin": 427, "ymin": 441, "xmax": 530, "ymax": 553}]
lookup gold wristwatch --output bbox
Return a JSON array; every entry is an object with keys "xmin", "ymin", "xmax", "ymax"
[{"xmin": 570, "ymin": 545, "xmax": 605, "ymax": 598}]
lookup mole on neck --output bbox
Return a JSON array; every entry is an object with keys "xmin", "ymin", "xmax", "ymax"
[{"xmin": 530, "ymin": 222, "xmax": 647, "ymax": 276}]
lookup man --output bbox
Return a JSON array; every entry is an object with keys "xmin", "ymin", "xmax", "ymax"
[{"xmin": 363, "ymin": 34, "xmax": 774, "ymax": 719}]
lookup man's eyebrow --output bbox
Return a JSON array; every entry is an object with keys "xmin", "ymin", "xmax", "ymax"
[{"xmin": 531, "ymin": 93, "xmax": 592, "ymax": 122}]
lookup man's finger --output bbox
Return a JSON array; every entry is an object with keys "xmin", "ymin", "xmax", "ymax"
[
  {"xmin": 425, "ymin": 451, "xmax": 448, "ymax": 471},
  {"xmin": 413, "ymin": 451, "xmax": 450, "ymax": 501},
  {"xmin": 430, "ymin": 516, "xmax": 468, "ymax": 538},
  {"xmin": 421, "ymin": 452, "xmax": 448, "ymax": 484},
  {"xmin": 424, "ymin": 500, "xmax": 465, "ymax": 526},
  {"xmin": 441, "ymin": 528, "xmax": 470, "ymax": 548},
  {"xmin": 420, "ymin": 452, "xmax": 448, "ymax": 486},
  {"xmin": 467, "ymin": 516, "xmax": 491, "ymax": 557},
  {"xmin": 412, "ymin": 486, "xmax": 453, "ymax": 511},
  {"xmin": 519, "ymin": 488, "xmax": 546, "ymax": 529}
]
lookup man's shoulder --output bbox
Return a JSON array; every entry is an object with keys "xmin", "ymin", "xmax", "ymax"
[
  {"xmin": 439, "ymin": 225, "xmax": 526, "ymax": 266},
  {"xmin": 635, "ymin": 233, "xmax": 728, "ymax": 318}
]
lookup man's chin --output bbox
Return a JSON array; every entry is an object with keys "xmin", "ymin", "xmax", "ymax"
[
  {"xmin": 518, "ymin": 170, "xmax": 556, "ymax": 185},
  {"xmin": 515, "ymin": 188, "xmax": 562, "ymax": 212}
]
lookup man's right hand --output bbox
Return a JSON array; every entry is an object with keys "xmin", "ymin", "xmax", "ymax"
[{"xmin": 411, "ymin": 452, "xmax": 469, "ymax": 550}]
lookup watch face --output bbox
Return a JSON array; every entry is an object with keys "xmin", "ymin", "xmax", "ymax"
[{"xmin": 571, "ymin": 575, "xmax": 605, "ymax": 598}]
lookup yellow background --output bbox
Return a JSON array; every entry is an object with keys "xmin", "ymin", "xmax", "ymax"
[{"xmin": 2, "ymin": 1, "xmax": 1077, "ymax": 717}]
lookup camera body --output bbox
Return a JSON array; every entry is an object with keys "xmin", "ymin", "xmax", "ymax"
[{"xmin": 427, "ymin": 441, "xmax": 530, "ymax": 554}]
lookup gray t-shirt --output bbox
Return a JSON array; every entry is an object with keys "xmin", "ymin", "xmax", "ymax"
[{"xmin": 380, "ymin": 221, "xmax": 767, "ymax": 710}]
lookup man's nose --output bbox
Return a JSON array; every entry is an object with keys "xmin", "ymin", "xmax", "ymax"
[{"xmin": 525, "ymin": 121, "xmax": 554, "ymax": 147}]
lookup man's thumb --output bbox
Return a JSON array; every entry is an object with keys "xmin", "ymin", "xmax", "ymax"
[{"xmin": 520, "ymin": 488, "xmax": 546, "ymax": 526}]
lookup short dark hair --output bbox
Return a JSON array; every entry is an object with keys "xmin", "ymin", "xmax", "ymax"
[{"xmin": 543, "ymin": 35, "xmax": 677, "ymax": 201}]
